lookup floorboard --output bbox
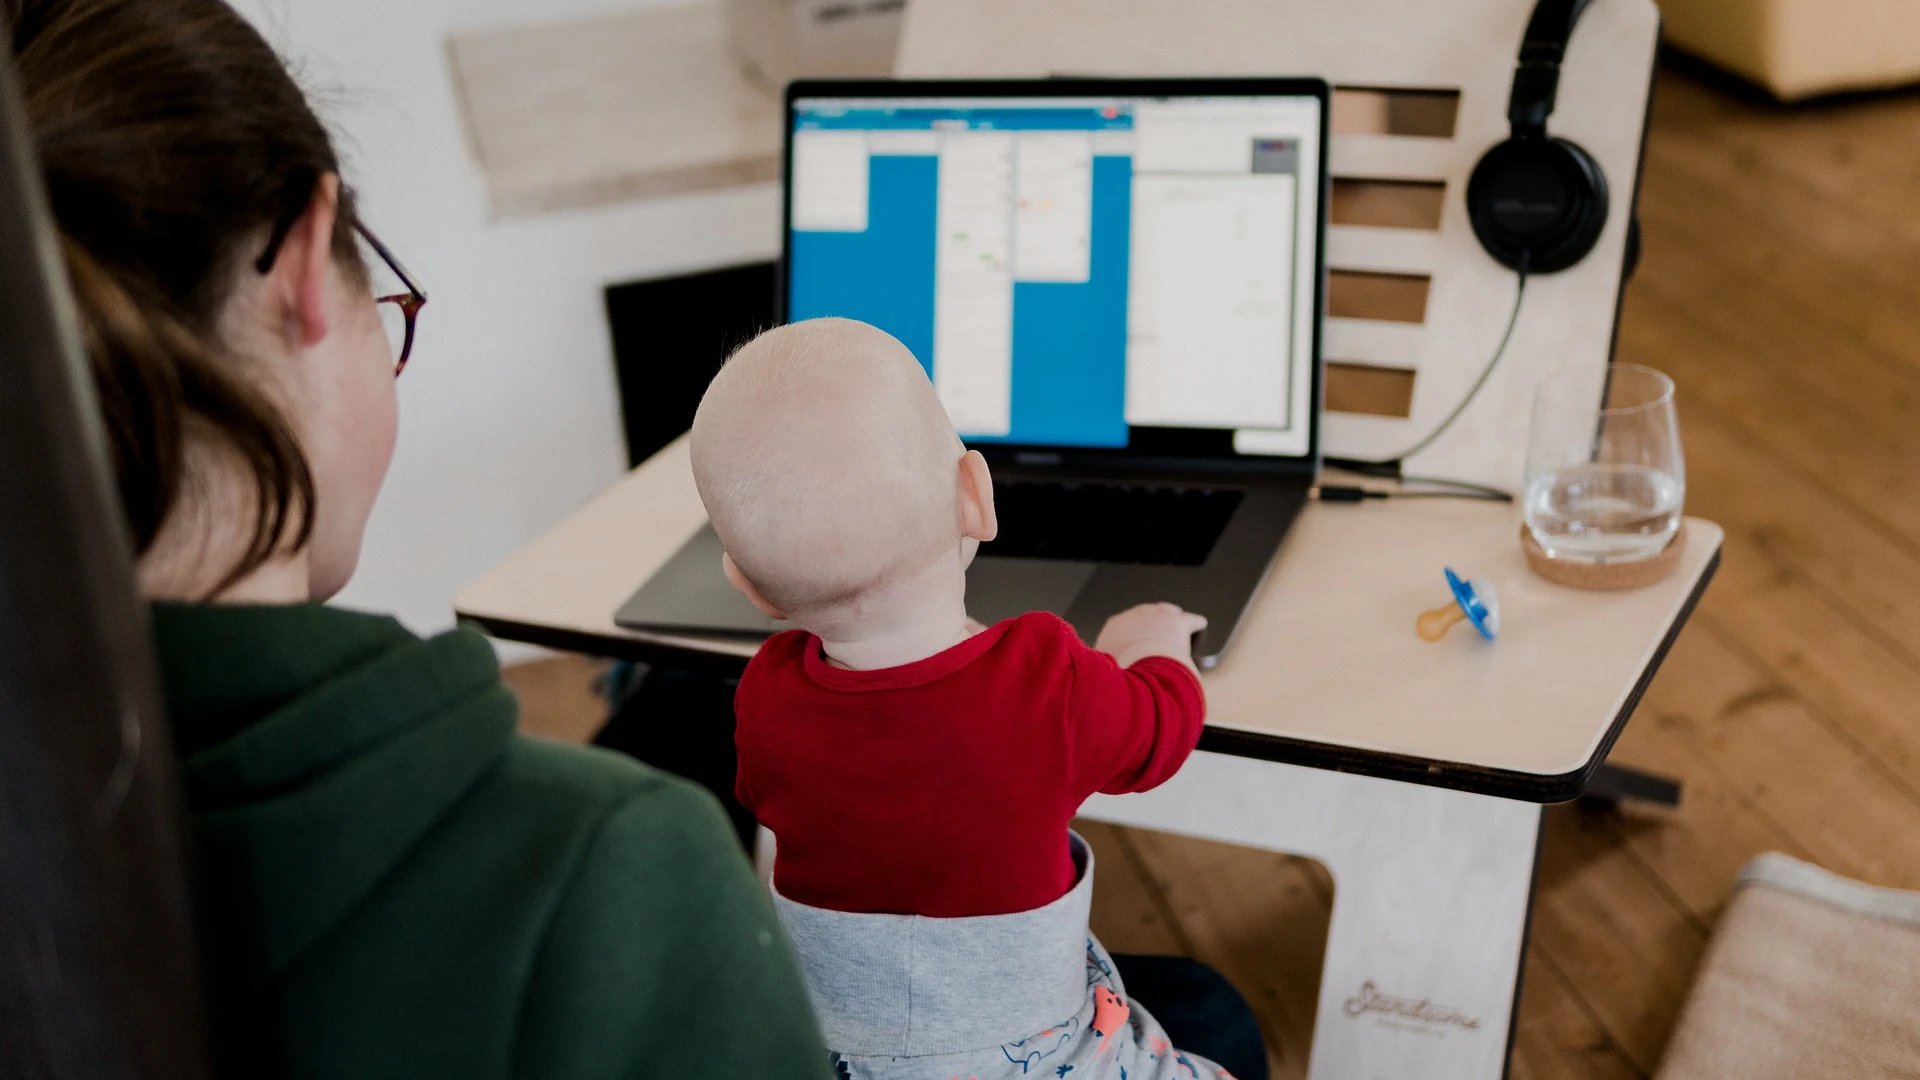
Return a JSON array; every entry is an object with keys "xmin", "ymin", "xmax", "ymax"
[
  {"xmin": 500, "ymin": 652, "xmax": 610, "ymax": 744},
  {"xmin": 1531, "ymin": 805, "xmax": 1708, "ymax": 1075},
  {"xmin": 1506, "ymin": 941, "xmax": 1646, "ymax": 1080},
  {"xmin": 1116, "ymin": 825, "xmax": 1333, "ymax": 1079}
]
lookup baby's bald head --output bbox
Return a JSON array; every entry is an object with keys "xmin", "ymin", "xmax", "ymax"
[{"xmin": 691, "ymin": 318, "xmax": 966, "ymax": 620}]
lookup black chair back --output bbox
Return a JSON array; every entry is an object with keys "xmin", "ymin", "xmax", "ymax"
[{"xmin": 0, "ymin": 51, "xmax": 213, "ymax": 1080}]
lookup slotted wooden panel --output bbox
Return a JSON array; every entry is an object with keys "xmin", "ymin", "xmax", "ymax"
[
  {"xmin": 1331, "ymin": 177, "xmax": 1448, "ymax": 230},
  {"xmin": 1327, "ymin": 269, "xmax": 1433, "ymax": 324},
  {"xmin": 1325, "ymin": 362, "xmax": 1418, "ymax": 418}
]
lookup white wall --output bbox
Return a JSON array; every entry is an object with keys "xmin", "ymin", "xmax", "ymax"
[{"xmin": 233, "ymin": 0, "xmax": 779, "ymax": 640}]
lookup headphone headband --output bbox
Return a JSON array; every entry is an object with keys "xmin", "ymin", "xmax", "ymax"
[
  {"xmin": 1508, "ymin": 0, "xmax": 1593, "ymax": 135},
  {"xmin": 1470, "ymin": 0, "xmax": 1609, "ymax": 274}
]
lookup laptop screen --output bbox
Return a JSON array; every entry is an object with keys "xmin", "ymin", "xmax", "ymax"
[{"xmin": 784, "ymin": 82, "xmax": 1327, "ymax": 462}]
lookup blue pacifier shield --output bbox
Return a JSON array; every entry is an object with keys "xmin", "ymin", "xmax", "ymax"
[{"xmin": 1445, "ymin": 568, "xmax": 1499, "ymax": 641}]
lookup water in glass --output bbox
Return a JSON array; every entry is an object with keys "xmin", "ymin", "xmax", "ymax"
[
  {"xmin": 1525, "ymin": 462, "xmax": 1682, "ymax": 563},
  {"xmin": 1523, "ymin": 363, "xmax": 1685, "ymax": 565}
]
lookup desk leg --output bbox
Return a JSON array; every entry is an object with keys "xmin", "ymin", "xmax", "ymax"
[{"xmin": 1082, "ymin": 751, "xmax": 1543, "ymax": 1080}]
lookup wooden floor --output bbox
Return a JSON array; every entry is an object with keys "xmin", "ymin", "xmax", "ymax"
[{"xmin": 504, "ymin": 63, "xmax": 1920, "ymax": 1080}]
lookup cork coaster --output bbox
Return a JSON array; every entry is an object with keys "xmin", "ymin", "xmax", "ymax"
[{"xmin": 1521, "ymin": 521, "xmax": 1688, "ymax": 591}]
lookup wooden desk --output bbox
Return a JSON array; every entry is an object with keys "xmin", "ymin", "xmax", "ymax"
[
  {"xmin": 456, "ymin": 437, "xmax": 1721, "ymax": 1080},
  {"xmin": 458, "ymin": 436, "xmax": 1721, "ymax": 800}
]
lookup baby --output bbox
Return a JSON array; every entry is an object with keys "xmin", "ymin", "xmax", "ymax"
[{"xmin": 692, "ymin": 317, "xmax": 1237, "ymax": 1080}]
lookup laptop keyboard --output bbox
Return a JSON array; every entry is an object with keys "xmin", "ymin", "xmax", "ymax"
[{"xmin": 984, "ymin": 480, "xmax": 1245, "ymax": 567}]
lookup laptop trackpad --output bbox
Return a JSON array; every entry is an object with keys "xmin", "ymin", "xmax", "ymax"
[{"xmin": 966, "ymin": 556, "xmax": 1096, "ymax": 627}]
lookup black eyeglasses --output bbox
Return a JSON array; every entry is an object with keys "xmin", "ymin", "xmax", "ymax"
[{"xmin": 256, "ymin": 211, "xmax": 428, "ymax": 376}]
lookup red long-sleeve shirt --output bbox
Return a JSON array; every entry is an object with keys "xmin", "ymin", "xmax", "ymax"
[{"xmin": 734, "ymin": 611, "xmax": 1206, "ymax": 917}]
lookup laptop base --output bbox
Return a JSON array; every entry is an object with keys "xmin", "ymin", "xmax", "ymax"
[{"xmin": 614, "ymin": 475, "xmax": 1309, "ymax": 667}]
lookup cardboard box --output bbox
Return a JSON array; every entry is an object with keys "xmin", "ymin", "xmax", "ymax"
[
  {"xmin": 726, "ymin": 0, "xmax": 905, "ymax": 87},
  {"xmin": 448, "ymin": 4, "xmax": 783, "ymax": 217}
]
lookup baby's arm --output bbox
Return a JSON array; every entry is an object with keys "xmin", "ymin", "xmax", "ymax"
[
  {"xmin": 1067, "ymin": 604, "xmax": 1209, "ymax": 798},
  {"xmin": 1093, "ymin": 602, "xmax": 1208, "ymax": 676}
]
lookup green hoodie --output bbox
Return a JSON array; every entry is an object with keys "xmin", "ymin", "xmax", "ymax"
[{"xmin": 151, "ymin": 602, "xmax": 830, "ymax": 1080}]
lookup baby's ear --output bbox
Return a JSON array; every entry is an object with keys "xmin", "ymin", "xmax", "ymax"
[
  {"xmin": 956, "ymin": 450, "xmax": 998, "ymax": 543},
  {"xmin": 722, "ymin": 552, "xmax": 788, "ymax": 620}
]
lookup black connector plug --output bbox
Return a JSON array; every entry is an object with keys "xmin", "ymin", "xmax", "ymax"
[{"xmin": 1316, "ymin": 486, "xmax": 1389, "ymax": 503}]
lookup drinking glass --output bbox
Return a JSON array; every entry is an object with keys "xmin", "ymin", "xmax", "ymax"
[{"xmin": 1523, "ymin": 363, "xmax": 1685, "ymax": 564}]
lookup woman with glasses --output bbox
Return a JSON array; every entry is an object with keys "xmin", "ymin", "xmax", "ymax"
[{"xmin": 8, "ymin": 0, "xmax": 830, "ymax": 1076}]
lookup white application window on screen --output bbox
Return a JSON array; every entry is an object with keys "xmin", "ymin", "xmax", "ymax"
[
  {"xmin": 792, "ymin": 130, "xmax": 871, "ymax": 232},
  {"xmin": 1124, "ymin": 99, "xmax": 1322, "ymax": 456},
  {"xmin": 1127, "ymin": 172, "xmax": 1297, "ymax": 430},
  {"xmin": 1011, "ymin": 131, "xmax": 1094, "ymax": 284},
  {"xmin": 933, "ymin": 130, "xmax": 1017, "ymax": 437}
]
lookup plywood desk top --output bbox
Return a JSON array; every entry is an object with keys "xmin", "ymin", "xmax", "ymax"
[{"xmin": 457, "ymin": 438, "xmax": 1720, "ymax": 801}]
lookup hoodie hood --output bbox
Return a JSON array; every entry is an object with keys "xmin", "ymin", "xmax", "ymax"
[{"xmin": 152, "ymin": 603, "xmax": 517, "ymax": 987}]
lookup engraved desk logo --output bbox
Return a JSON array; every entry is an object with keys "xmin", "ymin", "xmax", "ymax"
[{"xmin": 1343, "ymin": 981, "xmax": 1481, "ymax": 1032}]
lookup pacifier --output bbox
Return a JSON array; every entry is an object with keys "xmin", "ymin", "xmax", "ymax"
[{"xmin": 1416, "ymin": 568, "xmax": 1500, "ymax": 642}]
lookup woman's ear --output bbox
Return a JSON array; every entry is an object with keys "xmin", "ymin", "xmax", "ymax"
[
  {"xmin": 956, "ymin": 449, "xmax": 998, "ymax": 543},
  {"xmin": 723, "ymin": 551, "xmax": 788, "ymax": 621},
  {"xmin": 264, "ymin": 172, "xmax": 341, "ymax": 348}
]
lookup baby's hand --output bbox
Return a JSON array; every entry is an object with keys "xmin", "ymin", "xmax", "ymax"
[{"xmin": 1094, "ymin": 602, "xmax": 1208, "ymax": 674}]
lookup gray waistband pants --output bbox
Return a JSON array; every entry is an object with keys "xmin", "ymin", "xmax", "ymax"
[{"xmin": 773, "ymin": 833, "xmax": 1237, "ymax": 1080}]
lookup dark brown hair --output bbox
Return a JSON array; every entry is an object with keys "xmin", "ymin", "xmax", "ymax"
[{"xmin": 7, "ymin": 0, "xmax": 362, "ymax": 593}]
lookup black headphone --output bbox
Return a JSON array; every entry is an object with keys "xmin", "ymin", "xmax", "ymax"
[{"xmin": 1467, "ymin": 0, "xmax": 1608, "ymax": 274}]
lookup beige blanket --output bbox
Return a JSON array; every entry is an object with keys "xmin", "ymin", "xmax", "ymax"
[
  {"xmin": 1660, "ymin": 0, "xmax": 1920, "ymax": 101},
  {"xmin": 1657, "ymin": 853, "xmax": 1920, "ymax": 1079}
]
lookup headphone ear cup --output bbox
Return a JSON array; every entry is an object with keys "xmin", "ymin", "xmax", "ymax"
[{"xmin": 1467, "ymin": 136, "xmax": 1608, "ymax": 273}]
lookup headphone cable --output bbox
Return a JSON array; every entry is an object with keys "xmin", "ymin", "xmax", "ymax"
[
  {"xmin": 1317, "ymin": 483, "xmax": 1512, "ymax": 504},
  {"xmin": 1332, "ymin": 261, "xmax": 1530, "ymax": 470}
]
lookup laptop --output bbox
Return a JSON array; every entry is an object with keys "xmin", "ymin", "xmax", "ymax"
[{"xmin": 617, "ymin": 77, "xmax": 1331, "ymax": 667}]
